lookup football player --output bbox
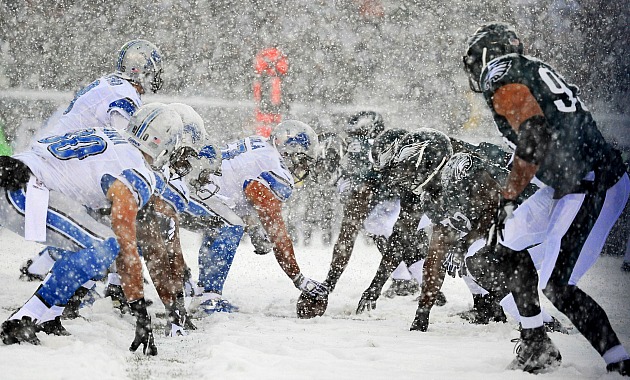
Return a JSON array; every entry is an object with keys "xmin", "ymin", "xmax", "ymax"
[
  {"xmin": 0, "ymin": 104, "xmax": 182, "ymax": 356},
  {"xmin": 21, "ymin": 39, "xmax": 163, "ymax": 285},
  {"xmin": 463, "ymin": 22, "xmax": 629, "ymax": 374},
  {"xmin": 190, "ymin": 120, "xmax": 328, "ymax": 314}
]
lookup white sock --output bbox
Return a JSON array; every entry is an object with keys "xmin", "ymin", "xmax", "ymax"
[
  {"xmin": 408, "ymin": 259, "xmax": 425, "ymax": 285},
  {"xmin": 82, "ymin": 280, "xmax": 96, "ymax": 290},
  {"xmin": 10, "ymin": 296, "xmax": 49, "ymax": 322},
  {"xmin": 521, "ymin": 313, "xmax": 544, "ymax": 329},
  {"xmin": 28, "ymin": 251, "xmax": 56, "ymax": 277},
  {"xmin": 603, "ymin": 345, "xmax": 630, "ymax": 365},
  {"xmin": 392, "ymin": 262, "xmax": 412, "ymax": 280},
  {"xmin": 38, "ymin": 305, "xmax": 64, "ymax": 324},
  {"xmin": 201, "ymin": 292, "xmax": 222, "ymax": 302}
]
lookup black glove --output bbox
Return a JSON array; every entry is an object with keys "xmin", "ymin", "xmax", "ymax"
[
  {"xmin": 486, "ymin": 196, "xmax": 517, "ymax": 247},
  {"xmin": 249, "ymin": 225, "xmax": 272, "ymax": 255},
  {"xmin": 0, "ymin": 156, "xmax": 31, "ymax": 191},
  {"xmin": 356, "ymin": 288, "xmax": 379, "ymax": 314},
  {"xmin": 128, "ymin": 298, "xmax": 158, "ymax": 356},
  {"xmin": 442, "ymin": 242, "xmax": 468, "ymax": 278},
  {"xmin": 410, "ymin": 307, "xmax": 430, "ymax": 332},
  {"xmin": 293, "ymin": 273, "xmax": 329, "ymax": 299}
]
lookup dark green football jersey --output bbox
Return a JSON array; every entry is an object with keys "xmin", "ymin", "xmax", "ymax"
[{"xmin": 480, "ymin": 54, "xmax": 624, "ymax": 197}]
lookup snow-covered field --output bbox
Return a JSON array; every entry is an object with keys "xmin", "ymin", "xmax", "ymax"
[{"xmin": 0, "ymin": 227, "xmax": 628, "ymax": 380}]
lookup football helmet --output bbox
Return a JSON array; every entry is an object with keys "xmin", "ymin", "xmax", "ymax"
[
  {"xmin": 370, "ymin": 128, "xmax": 409, "ymax": 171},
  {"xmin": 115, "ymin": 39, "xmax": 164, "ymax": 93},
  {"xmin": 346, "ymin": 111, "xmax": 385, "ymax": 140},
  {"xmin": 168, "ymin": 103, "xmax": 210, "ymax": 180},
  {"xmin": 463, "ymin": 22, "xmax": 523, "ymax": 92},
  {"xmin": 270, "ymin": 120, "xmax": 319, "ymax": 183},
  {"xmin": 125, "ymin": 103, "xmax": 183, "ymax": 169},
  {"xmin": 383, "ymin": 128, "xmax": 453, "ymax": 195},
  {"xmin": 312, "ymin": 132, "xmax": 345, "ymax": 184}
]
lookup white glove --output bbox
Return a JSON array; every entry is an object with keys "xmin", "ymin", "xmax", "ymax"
[{"xmin": 292, "ymin": 273, "xmax": 329, "ymax": 299}]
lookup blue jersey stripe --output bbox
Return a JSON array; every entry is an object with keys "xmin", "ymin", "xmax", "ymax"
[
  {"xmin": 258, "ymin": 171, "xmax": 293, "ymax": 201},
  {"xmin": 108, "ymin": 98, "xmax": 139, "ymax": 117},
  {"xmin": 7, "ymin": 189, "xmax": 107, "ymax": 249},
  {"xmin": 161, "ymin": 184, "xmax": 188, "ymax": 213}
]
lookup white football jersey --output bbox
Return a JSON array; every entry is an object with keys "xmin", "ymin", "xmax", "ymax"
[
  {"xmin": 37, "ymin": 74, "xmax": 141, "ymax": 138},
  {"xmin": 210, "ymin": 136, "xmax": 294, "ymax": 215},
  {"xmin": 15, "ymin": 128, "xmax": 156, "ymax": 210}
]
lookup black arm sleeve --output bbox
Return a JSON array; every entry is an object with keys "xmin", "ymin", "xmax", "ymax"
[{"xmin": 515, "ymin": 115, "xmax": 551, "ymax": 165}]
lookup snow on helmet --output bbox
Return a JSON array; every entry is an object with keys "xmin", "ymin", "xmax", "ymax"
[
  {"xmin": 126, "ymin": 103, "xmax": 183, "ymax": 169},
  {"xmin": 346, "ymin": 111, "xmax": 385, "ymax": 140},
  {"xmin": 270, "ymin": 120, "xmax": 319, "ymax": 183},
  {"xmin": 115, "ymin": 39, "xmax": 164, "ymax": 93},
  {"xmin": 384, "ymin": 128, "xmax": 453, "ymax": 195}
]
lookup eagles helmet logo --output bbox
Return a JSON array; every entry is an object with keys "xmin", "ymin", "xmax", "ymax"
[
  {"xmin": 377, "ymin": 138, "xmax": 399, "ymax": 169},
  {"xmin": 483, "ymin": 59, "xmax": 512, "ymax": 91},
  {"xmin": 394, "ymin": 141, "xmax": 430, "ymax": 169}
]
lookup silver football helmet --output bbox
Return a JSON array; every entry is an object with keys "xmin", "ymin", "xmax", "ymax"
[
  {"xmin": 115, "ymin": 39, "xmax": 164, "ymax": 93},
  {"xmin": 126, "ymin": 103, "xmax": 183, "ymax": 169},
  {"xmin": 270, "ymin": 120, "xmax": 319, "ymax": 183}
]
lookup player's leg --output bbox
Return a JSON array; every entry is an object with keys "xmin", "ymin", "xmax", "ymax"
[
  {"xmin": 542, "ymin": 174, "xmax": 629, "ymax": 373},
  {"xmin": 0, "ymin": 188, "xmax": 118, "ymax": 344},
  {"xmin": 197, "ymin": 224, "xmax": 244, "ymax": 313}
]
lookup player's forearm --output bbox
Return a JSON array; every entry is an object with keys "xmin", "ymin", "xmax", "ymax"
[
  {"xmin": 502, "ymin": 156, "xmax": 539, "ymax": 200},
  {"xmin": 418, "ymin": 229, "xmax": 449, "ymax": 309},
  {"xmin": 325, "ymin": 221, "xmax": 360, "ymax": 291}
]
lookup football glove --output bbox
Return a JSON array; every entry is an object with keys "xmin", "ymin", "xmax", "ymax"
[
  {"xmin": 356, "ymin": 288, "xmax": 379, "ymax": 314},
  {"xmin": 248, "ymin": 225, "xmax": 273, "ymax": 255},
  {"xmin": 128, "ymin": 298, "xmax": 158, "ymax": 356},
  {"xmin": 0, "ymin": 156, "xmax": 31, "ymax": 191},
  {"xmin": 292, "ymin": 273, "xmax": 329, "ymax": 299},
  {"xmin": 165, "ymin": 303, "xmax": 187, "ymax": 337},
  {"xmin": 487, "ymin": 196, "xmax": 517, "ymax": 247},
  {"xmin": 442, "ymin": 242, "xmax": 468, "ymax": 278}
]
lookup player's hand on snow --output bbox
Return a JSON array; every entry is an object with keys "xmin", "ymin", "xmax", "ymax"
[
  {"xmin": 487, "ymin": 195, "xmax": 517, "ymax": 247},
  {"xmin": 356, "ymin": 288, "xmax": 379, "ymax": 314},
  {"xmin": 293, "ymin": 273, "xmax": 329, "ymax": 299},
  {"xmin": 165, "ymin": 306, "xmax": 188, "ymax": 337},
  {"xmin": 128, "ymin": 298, "xmax": 158, "ymax": 356}
]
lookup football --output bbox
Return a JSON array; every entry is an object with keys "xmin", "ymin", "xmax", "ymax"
[{"xmin": 296, "ymin": 292, "xmax": 328, "ymax": 319}]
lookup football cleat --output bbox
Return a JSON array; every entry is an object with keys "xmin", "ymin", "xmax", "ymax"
[
  {"xmin": 1, "ymin": 317, "xmax": 40, "ymax": 345},
  {"xmin": 35, "ymin": 316, "xmax": 71, "ymax": 336},
  {"xmin": 458, "ymin": 294, "xmax": 506, "ymax": 324},
  {"xmin": 543, "ymin": 317, "xmax": 571, "ymax": 335},
  {"xmin": 62, "ymin": 286, "xmax": 90, "ymax": 320},
  {"xmin": 383, "ymin": 279, "xmax": 420, "ymax": 298},
  {"xmin": 199, "ymin": 298, "xmax": 240, "ymax": 314},
  {"xmin": 606, "ymin": 358, "xmax": 630, "ymax": 376},
  {"xmin": 104, "ymin": 284, "xmax": 131, "ymax": 314},
  {"xmin": 19, "ymin": 260, "xmax": 45, "ymax": 282},
  {"xmin": 508, "ymin": 327, "xmax": 562, "ymax": 373}
]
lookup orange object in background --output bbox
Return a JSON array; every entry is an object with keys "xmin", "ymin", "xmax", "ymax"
[{"xmin": 253, "ymin": 47, "xmax": 288, "ymax": 138}]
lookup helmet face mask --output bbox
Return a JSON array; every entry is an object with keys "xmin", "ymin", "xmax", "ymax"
[
  {"xmin": 463, "ymin": 23, "xmax": 523, "ymax": 92},
  {"xmin": 189, "ymin": 143, "xmax": 222, "ymax": 200},
  {"xmin": 270, "ymin": 120, "xmax": 319, "ymax": 183},
  {"xmin": 116, "ymin": 39, "xmax": 164, "ymax": 94}
]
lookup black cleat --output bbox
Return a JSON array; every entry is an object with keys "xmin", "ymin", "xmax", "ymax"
[
  {"xmin": 104, "ymin": 284, "xmax": 131, "ymax": 314},
  {"xmin": 19, "ymin": 260, "xmax": 45, "ymax": 282},
  {"xmin": 606, "ymin": 358, "xmax": 630, "ymax": 376},
  {"xmin": 508, "ymin": 327, "xmax": 561, "ymax": 373},
  {"xmin": 1, "ymin": 317, "xmax": 40, "ymax": 345},
  {"xmin": 62, "ymin": 286, "xmax": 90, "ymax": 320},
  {"xmin": 410, "ymin": 307, "xmax": 430, "ymax": 332},
  {"xmin": 459, "ymin": 294, "xmax": 506, "ymax": 324},
  {"xmin": 36, "ymin": 316, "xmax": 71, "ymax": 336},
  {"xmin": 383, "ymin": 279, "xmax": 420, "ymax": 298},
  {"xmin": 543, "ymin": 317, "xmax": 571, "ymax": 334}
]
